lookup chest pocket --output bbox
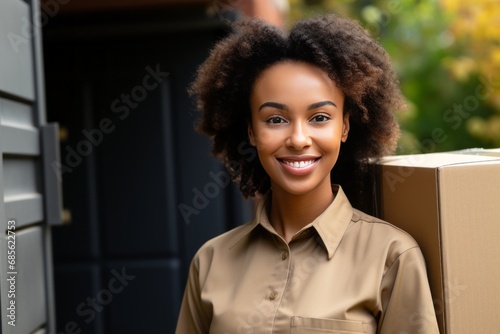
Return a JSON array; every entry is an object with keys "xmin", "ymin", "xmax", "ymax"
[{"xmin": 291, "ymin": 316, "xmax": 368, "ymax": 334}]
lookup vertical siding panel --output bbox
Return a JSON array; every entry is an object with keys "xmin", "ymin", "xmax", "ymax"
[
  {"xmin": 30, "ymin": 0, "xmax": 57, "ymax": 330},
  {"xmin": 0, "ymin": 0, "xmax": 35, "ymax": 101}
]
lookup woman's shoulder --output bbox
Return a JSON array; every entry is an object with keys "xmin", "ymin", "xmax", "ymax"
[
  {"xmin": 350, "ymin": 208, "xmax": 420, "ymax": 251},
  {"xmin": 191, "ymin": 221, "xmax": 257, "ymax": 262}
]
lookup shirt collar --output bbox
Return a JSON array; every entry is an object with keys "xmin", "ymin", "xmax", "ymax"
[
  {"xmin": 311, "ymin": 185, "xmax": 354, "ymax": 259},
  {"xmin": 228, "ymin": 185, "xmax": 354, "ymax": 259}
]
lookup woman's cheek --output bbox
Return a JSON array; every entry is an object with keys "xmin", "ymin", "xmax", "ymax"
[{"xmin": 256, "ymin": 130, "xmax": 279, "ymax": 148}]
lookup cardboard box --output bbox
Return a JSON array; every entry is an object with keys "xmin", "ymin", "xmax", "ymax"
[{"xmin": 376, "ymin": 149, "xmax": 500, "ymax": 334}]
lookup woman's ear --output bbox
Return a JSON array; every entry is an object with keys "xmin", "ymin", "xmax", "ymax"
[
  {"xmin": 341, "ymin": 113, "xmax": 350, "ymax": 142},
  {"xmin": 248, "ymin": 123, "xmax": 256, "ymax": 146}
]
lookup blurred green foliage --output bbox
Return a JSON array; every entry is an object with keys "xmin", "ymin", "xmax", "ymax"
[{"xmin": 288, "ymin": 0, "xmax": 500, "ymax": 153}]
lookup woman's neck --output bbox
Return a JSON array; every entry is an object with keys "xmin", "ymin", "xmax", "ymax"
[{"xmin": 269, "ymin": 183, "xmax": 335, "ymax": 243}]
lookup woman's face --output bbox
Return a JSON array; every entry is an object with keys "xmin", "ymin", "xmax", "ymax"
[{"xmin": 249, "ymin": 61, "xmax": 349, "ymax": 197}]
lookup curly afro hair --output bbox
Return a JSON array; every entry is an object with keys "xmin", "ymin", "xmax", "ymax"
[{"xmin": 190, "ymin": 14, "xmax": 404, "ymax": 209}]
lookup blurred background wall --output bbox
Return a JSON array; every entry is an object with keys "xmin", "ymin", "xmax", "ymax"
[
  {"xmin": 289, "ymin": 0, "xmax": 500, "ymax": 153},
  {"xmin": 41, "ymin": 0, "xmax": 499, "ymax": 333}
]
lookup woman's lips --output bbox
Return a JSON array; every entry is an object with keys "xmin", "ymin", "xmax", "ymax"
[{"xmin": 278, "ymin": 158, "xmax": 320, "ymax": 175}]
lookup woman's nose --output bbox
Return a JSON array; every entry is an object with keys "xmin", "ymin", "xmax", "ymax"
[{"xmin": 286, "ymin": 122, "xmax": 312, "ymax": 150}]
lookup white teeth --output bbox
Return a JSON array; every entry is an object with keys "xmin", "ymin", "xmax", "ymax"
[{"xmin": 284, "ymin": 160, "xmax": 315, "ymax": 168}]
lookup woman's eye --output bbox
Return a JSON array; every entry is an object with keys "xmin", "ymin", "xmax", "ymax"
[
  {"xmin": 266, "ymin": 116, "xmax": 286, "ymax": 124},
  {"xmin": 311, "ymin": 115, "xmax": 330, "ymax": 122}
]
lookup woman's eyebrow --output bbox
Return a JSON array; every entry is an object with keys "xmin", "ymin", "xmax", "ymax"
[
  {"xmin": 258, "ymin": 102, "xmax": 289, "ymax": 111},
  {"xmin": 258, "ymin": 100, "xmax": 336, "ymax": 111},
  {"xmin": 307, "ymin": 100, "xmax": 337, "ymax": 110}
]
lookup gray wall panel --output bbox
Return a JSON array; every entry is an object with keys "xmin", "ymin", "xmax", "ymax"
[
  {"xmin": 3, "ymin": 157, "xmax": 39, "ymax": 197},
  {"xmin": 1, "ymin": 125, "xmax": 40, "ymax": 155},
  {"xmin": 7, "ymin": 226, "xmax": 47, "ymax": 333},
  {"xmin": 0, "ymin": 0, "xmax": 35, "ymax": 100},
  {"xmin": 4, "ymin": 195, "xmax": 43, "ymax": 227},
  {"xmin": 0, "ymin": 98, "xmax": 35, "ymax": 127},
  {"xmin": 2, "ymin": 156, "xmax": 43, "ymax": 227}
]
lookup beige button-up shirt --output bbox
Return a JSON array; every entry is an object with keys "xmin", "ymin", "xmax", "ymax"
[{"xmin": 176, "ymin": 186, "xmax": 439, "ymax": 334}]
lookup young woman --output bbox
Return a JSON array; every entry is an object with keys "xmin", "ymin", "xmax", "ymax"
[{"xmin": 176, "ymin": 14, "xmax": 439, "ymax": 334}]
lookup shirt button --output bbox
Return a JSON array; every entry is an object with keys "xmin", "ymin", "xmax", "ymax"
[
  {"xmin": 269, "ymin": 291, "xmax": 278, "ymax": 300},
  {"xmin": 281, "ymin": 252, "xmax": 288, "ymax": 260}
]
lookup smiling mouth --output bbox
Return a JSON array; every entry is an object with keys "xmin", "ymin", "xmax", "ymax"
[
  {"xmin": 280, "ymin": 159, "xmax": 317, "ymax": 168},
  {"xmin": 278, "ymin": 158, "xmax": 320, "ymax": 168}
]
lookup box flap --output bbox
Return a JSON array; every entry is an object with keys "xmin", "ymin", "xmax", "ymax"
[
  {"xmin": 380, "ymin": 150, "xmax": 500, "ymax": 168},
  {"xmin": 452, "ymin": 148, "xmax": 500, "ymax": 157}
]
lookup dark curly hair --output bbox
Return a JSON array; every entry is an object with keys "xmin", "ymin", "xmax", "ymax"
[{"xmin": 190, "ymin": 14, "xmax": 404, "ymax": 210}]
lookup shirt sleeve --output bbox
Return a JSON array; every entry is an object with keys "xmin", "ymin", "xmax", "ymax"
[
  {"xmin": 175, "ymin": 257, "xmax": 211, "ymax": 334},
  {"xmin": 377, "ymin": 246, "xmax": 440, "ymax": 334}
]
